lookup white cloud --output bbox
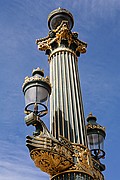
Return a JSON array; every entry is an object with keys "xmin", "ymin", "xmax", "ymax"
[
  {"xmin": 0, "ymin": 160, "xmax": 48, "ymax": 180},
  {"xmin": 72, "ymin": 0, "xmax": 120, "ymax": 16},
  {"xmin": 0, "ymin": 141, "xmax": 49, "ymax": 180}
]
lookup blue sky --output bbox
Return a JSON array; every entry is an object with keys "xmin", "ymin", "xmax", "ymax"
[{"xmin": 0, "ymin": 0, "xmax": 120, "ymax": 179}]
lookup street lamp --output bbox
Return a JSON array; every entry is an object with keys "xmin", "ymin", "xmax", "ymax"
[
  {"xmin": 86, "ymin": 112, "xmax": 106, "ymax": 162},
  {"xmin": 22, "ymin": 8, "xmax": 106, "ymax": 180},
  {"xmin": 22, "ymin": 67, "xmax": 51, "ymax": 136},
  {"xmin": 22, "ymin": 67, "xmax": 51, "ymax": 117}
]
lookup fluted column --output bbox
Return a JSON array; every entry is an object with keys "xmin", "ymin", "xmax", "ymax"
[
  {"xmin": 36, "ymin": 8, "xmax": 88, "ymax": 146},
  {"xmin": 49, "ymin": 48, "xmax": 87, "ymax": 145},
  {"xmin": 33, "ymin": 8, "xmax": 105, "ymax": 180}
]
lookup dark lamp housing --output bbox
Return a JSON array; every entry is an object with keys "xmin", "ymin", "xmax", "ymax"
[
  {"xmin": 86, "ymin": 113, "xmax": 106, "ymax": 160},
  {"xmin": 22, "ymin": 67, "xmax": 51, "ymax": 117},
  {"xmin": 48, "ymin": 8, "xmax": 74, "ymax": 30}
]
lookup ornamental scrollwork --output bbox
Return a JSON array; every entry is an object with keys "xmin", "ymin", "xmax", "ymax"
[
  {"xmin": 26, "ymin": 118, "xmax": 104, "ymax": 179},
  {"xmin": 36, "ymin": 21, "xmax": 87, "ymax": 56}
]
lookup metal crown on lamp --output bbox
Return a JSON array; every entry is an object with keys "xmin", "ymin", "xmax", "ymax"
[
  {"xmin": 86, "ymin": 112, "xmax": 106, "ymax": 161},
  {"xmin": 22, "ymin": 67, "xmax": 51, "ymax": 118}
]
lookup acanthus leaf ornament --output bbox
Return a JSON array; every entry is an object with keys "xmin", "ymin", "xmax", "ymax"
[{"xmin": 36, "ymin": 21, "xmax": 87, "ymax": 56}]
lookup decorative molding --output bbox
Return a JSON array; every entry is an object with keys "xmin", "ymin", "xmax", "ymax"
[
  {"xmin": 22, "ymin": 75, "xmax": 51, "ymax": 90},
  {"xmin": 29, "ymin": 135, "xmax": 74, "ymax": 176},
  {"xmin": 36, "ymin": 21, "xmax": 87, "ymax": 56},
  {"xmin": 86, "ymin": 124, "xmax": 106, "ymax": 133},
  {"xmin": 26, "ymin": 133, "xmax": 104, "ymax": 179}
]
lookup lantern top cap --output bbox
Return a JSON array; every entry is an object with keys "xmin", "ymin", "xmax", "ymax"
[
  {"xmin": 86, "ymin": 112, "xmax": 97, "ymax": 123},
  {"xmin": 32, "ymin": 67, "xmax": 44, "ymax": 77},
  {"xmin": 86, "ymin": 112, "xmax": 106, "ymax": 134},
  {"xmin": 48, "ymin": 8, "xmax": 74, "ymax": 30},
  {"xmin": 22, "ymin": 67, "xmax": 51, "ymax": 93}
]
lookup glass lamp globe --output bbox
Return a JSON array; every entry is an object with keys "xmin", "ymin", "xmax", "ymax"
[
  {"xmin": 86, "ymin": 113, "xmax": 106, "ymax": 160},
  {"xmin": 22, "ymin": 68, "xmax": 51, "ymax": 117}
]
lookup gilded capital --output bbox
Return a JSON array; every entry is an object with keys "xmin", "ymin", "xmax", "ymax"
[{"xmin": 36, "ymin": 8, "xmax": 87, "ymax": 57}]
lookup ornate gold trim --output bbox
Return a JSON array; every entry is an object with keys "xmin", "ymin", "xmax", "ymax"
[
  {"xmin": 22, "ymin": 75, "xmax": 51, "ymax": 90},
  {"xmin": 26, "ymin": 133, "xmax": 104, "ymax": 179},
  {"xmin": 86, "ymin": 124, "xmax": 106, "ymax": 133},
  {"xmin": 36, "ymin": 21, "xmax": 87, "ymax": 56},
  {"xmin": 29, "ymin": 135, "xmax": 73, "ymax": 176}
]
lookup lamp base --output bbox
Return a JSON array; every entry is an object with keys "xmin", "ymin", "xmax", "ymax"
[{"xmin": 51, "ymin": 171, "xmax": 93, "ymax": 180}]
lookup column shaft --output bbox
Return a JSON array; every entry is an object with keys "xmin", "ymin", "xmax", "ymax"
[{"xmin": 50, "ymin": 48, "xmax": 87, "ymax": 145}]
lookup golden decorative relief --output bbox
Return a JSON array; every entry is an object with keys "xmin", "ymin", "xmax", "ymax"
[
  {"xmin": 22, "ymin": 75, "xmax": 51, "ymax": 89},
  {"xmin": 86, "ymin": 124, "xmax": 106, "ymax": 133},
  {"xmin": 27, "ymin": 134, "xmax": 104, "ymax": 179},
  {"xmin": 36, "ymin": 36, "xmax": 50, "ymax": 51},
  {"xmin": 36, "ymin": 21, "xmax": 87, "ymax": 56},
  {"xmin": 70, "ymin": 144, "xmax": 94, "ymax": 178},
  {"xmin": 55, "ymin": 22, "xmax": 72, "ymax": 46},
  {"xmin": 29, "ymin": 135, "xmax": 73, "ymax": 176}
]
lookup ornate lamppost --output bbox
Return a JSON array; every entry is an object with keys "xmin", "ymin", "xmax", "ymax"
[{"xmin": 22, "ymin": 8, "xmax": 106, "ymax": 180}]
